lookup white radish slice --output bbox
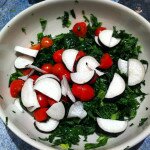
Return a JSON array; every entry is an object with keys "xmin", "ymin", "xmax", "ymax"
[
  {"xmin": 94, "ymin": 36, "xmax": 101, "ymax": 46},
  {"xmin": 118, "ymin": 59, "xmax": 128, "ymax": 75},
  {"xmin": 26, "ymin": 64, "xmax": 46, "ymax": 74},
  {"xmin": 62, "ymin": 76, "xmax": 76, "ymax": 102},
  {"xmin": 46, "ymin": 102, "xmax": 65, "ymax": 120},
  {"xmin": 97, "ymin": 117, "xmax": 128, "ymax": 133},
  {"xmin": 62, "ymin": 49, "xmax": 78, "ymax": 72},
  {"xmin": 99, "ymin": 30, "xmax": 113, "ymax": 47},
  {"xmin": 27, "ymin": 106, "xmax": 38, "ymax": 112},
  {"xmin": 18, "ymin": 69, "xmax": 35, "ymax": 81},
  {"xmin": 109, "ymin": 37, "xmax": 121, "ymax": 48},
  {"xmin": 14, "ymin": 99, "xmax": 24, "ymax": 113},
  {"xmin": 14, "ymin": 46, "xmax": 39, "ymax": 57},
  {"xmin": 35, "ymin": 74, "xmax": 60, "ymax": 84},
  {"xmin": 128, "ymin": 59, "xmax": 145, "ymax": 86},
  {"xmin": 14, "ymin": 55, "xmax": 34, "ymax": 69},
  {"xmin": 105, "ymin": 73, "xmax": 125, "ymax": 99},
  {"xmin": 61, "ymin": 79, "xmax": 67, "ymax": 96},
  {"xmin": 34, "ymin": 119, "xmax": 59, "ymax": 133},
  {"xmin": 76, "ymin": 56, "xmax": 99, "ymax": 72},
  {"xmin": 34, "ymin": 78, "xmax": 61, "ymax": 102},
  {"xmin": 21, "ymin": 78, "xmax": 40, "ymax": 109},
  {"xmin": 71, "ymin": 71, "xmax": 94, "ymax": 84},
  {"xmin": 67, "ymin": 101, "xmax": 87, "ymax": 119}
]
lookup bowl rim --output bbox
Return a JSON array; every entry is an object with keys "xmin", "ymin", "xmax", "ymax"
[{"xmin": 0, "ymin": 0, "xmax": 150, "ymax": 150}]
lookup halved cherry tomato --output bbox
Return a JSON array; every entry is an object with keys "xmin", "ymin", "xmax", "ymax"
[
  {"xmin": 41, "ymin": 37, "xmax": 53, "ymax": 48},
  {"xmin": 100, "ymin": 53, "xmax": 113, "ymax": 69},
  {"xmin": 41, "ymin": 63, "xmax": 53, "ymax": 74},
  {"xmin": 94, "ymin": 27, "xmax": 106, "ymax": 36},
  {"xmin": 53, "ymin": 49, "xmax": 64, "ymax": 63},
  {"xmin": 10, "ymin": 79, "xmax": 25, "ymax": 98},
  {"xmin": 75, "ymin": 51, "xmax": 86, "ymax": 62},
  {"xmin": 36, "ymin": 92, "xmax": 49, "ymax": 108},
  {"xmin": 30, "ymin": 75, "xmax": 39, "ymax": 82},
  {"xmin": 72, "ymin": 22, "xmax": 87, "ymax": 37},
  {"xmin": 33, "ymin": 108, "xmax": 49, "ymax": 122},
  {"xmin": 30, "ymin": 43, "xmax": 41, "ymax": 50},
  {"xmin": 21, "ymin": 69, "xmax": 32, "ymax": 76},
  {"xmin": 47, "ymin": 98, "xmax": 57, "ymax": 106},
  {"xmin": 72, "ymin": 84, "xmax": 95, "ymax": 102}
]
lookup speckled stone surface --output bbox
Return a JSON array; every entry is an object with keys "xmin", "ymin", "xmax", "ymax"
[{"xmin": 0, "ymin": 0, "xmax": 149, "ymax": 150}]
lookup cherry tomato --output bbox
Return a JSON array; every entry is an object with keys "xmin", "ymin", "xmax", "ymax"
[
  {"xmin": 75, "ymin": 51, "xmax": 86, "ymax": 62},
  {"xmin": 33, "ymin": 108, "xmax": 49, "ymax": 122},
  {"xmin": 47, "ymin": 98, "xmax": 57, "ymax": 106},
  {"xmin": 30, "ymin": 43, "xmax": 41, "ymax": 50},
  {"xmin": 59, "ymin": 70, "xmax": 71, "ymax": 81},
  {"xmin": 94, "ymin": 27, "xmax": 106, "ymax": 36},
  {"xmin": 41, "ymin": 63, "xmax": 53, "ymax": 74},
  {"xmin": 72, "ymin": 22, "xmax": 87, "ymax": 37},
  {"xmin": 36, "ymin": 92, "xmax": 49, "ymax": 108},
  {"xmin": 72, "ymin": 84, "xmax": 95, "ymax": 102},
  {"xmin": 10, "ymin": 79, "xmax": 25, "ymax": 98},
  {"xmin": 53, "ymin": 49, "xmax": 64, "ymax": 63},
  {"xmin": 21, "ymin": 69, "xmax": 32, "ymax": 76},
  {"xmin": 41, "ymin": 37, "xmax": 53, "ymax": 48},
  {"xmin": 30, "ymin": 75, "xmax": 39, "ymax": 82},
  {"xmin": 100, "ymin": 53, "xmax": 113, "ymax": 69}
]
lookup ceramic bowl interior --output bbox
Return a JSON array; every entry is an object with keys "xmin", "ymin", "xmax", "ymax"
[{"xmin": 0, "ymin": 0, "xmax": 150, "ymax": 150}]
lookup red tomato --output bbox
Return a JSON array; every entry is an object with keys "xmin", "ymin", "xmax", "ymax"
[
  {"xmin": 41, "ymin": 37, "xmax": 53, "ymax": 48},
  {"xmin": 30, "ymin": 75, "xmax": 39, "ymax": 82},
  {"xmin": 10, "ymin": 79, "xmax": 25, "ymax": 98},
  {"xmin": 53, "ymin": 49, "xmax": 64, "ymax": 63},
  {"xmin": 36, "ymin": 92, "xmax": 49, "ymax": 108},
  {"xmin": 21, "ymin": 69, "xmax": 32, "ymax": 76},
  {"xmin": 75, "ymin": 51, "xmax": 86, "ymax": 62},
  {"xmin": 72, "ymin": 22, "xmax": 87, "ymax": 37},
  {"xmin": 59, "ymin": 70, "xmax": 71, "ymax": 81},
  {"xmin": 41, "ymin": 63, "xmax": 53, "ymax": 74},
  {"xmin": 72, "ymin": 84, "xmax": 95, "ymax": 102},
  {"xmin": 94, "ymin": 27, "xmax": 106, "ymax": 36},
  {"xmin": 33, "ymin": 108, "xmax": 49, "ymax": 122},
  {"xmin": 47, "ymin": 98, "xmax": 57, "ymax": 106},
  {"xmin": 100, "ymin": 53, "xmax": 113, "ymax": 69},
  {"xmin": 30, "ymin": 43, "xmax": 41, "ymax": 50}
]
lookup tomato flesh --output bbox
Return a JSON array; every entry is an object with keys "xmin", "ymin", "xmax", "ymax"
[
  {"xmin": 53, "ymin": 49, "xmax": 64, "ymax": 63},
  {"xmin": 30, "ymin": 43, "xmax": 41, "ymax": 50},
  {"xmin": 41, "ymin": 37, "xmax": 53, "ymax": 48},
  {"xmin": 41, "ymin": 63, "xmax": 53, "ymax": 74}
]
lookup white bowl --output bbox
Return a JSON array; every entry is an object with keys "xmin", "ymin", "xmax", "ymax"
[{"xmin": 0, "ymin": 0, "xmax": 150, "ymax": 150}]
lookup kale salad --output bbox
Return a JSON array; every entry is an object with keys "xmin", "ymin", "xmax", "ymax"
[{"xmin": 9, "ymin": 9, "xmax": 148, "ymax": 150}]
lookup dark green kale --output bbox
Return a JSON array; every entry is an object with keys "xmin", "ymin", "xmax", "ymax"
[
  {"xmin": 40, "ymin": 18, "xmax": 47, "ymax": 32},
  {"xmin": 82, "ymin": 10, "xmax": 90, "ymax": 23},
  {"xmin": 57, "ymin": 11, "xmax": 71, "ymax": 28},
  {"xmin": 138, "ymin": 118, "xmax": 148, "ymax": 127},
  {"xmin": 9, "ymin": 70, "xmax": 23, "ymax": 86},
  {"xmin": 37, "ymin": 32, "xmax": 44, "ymax": 43},
  {"xmin": 70, "ymin": 9, "xmax": 76, "ymax": 19},
  {"xmin": 21, "ymin": 27, "xmax": 26, "ymax": 34}
]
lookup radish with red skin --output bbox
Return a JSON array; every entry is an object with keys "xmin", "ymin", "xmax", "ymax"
[
  {"xmin": 30, "ymin": 75, "xmax": 39, "ymax": 82},
  {"xmin": 118, "ymin": 58, "xmax": 128, "ymax": 75},
  {"xmin": 95, "ymin": 27, "xmax": 106, "ymax": 36},
  {"xmin": 75, "ymin": 51, "xmax": 86, "ymax": 62},
  {"xmin": 47, "ymin": 98, "xmax": 57, "ymax": 106}
]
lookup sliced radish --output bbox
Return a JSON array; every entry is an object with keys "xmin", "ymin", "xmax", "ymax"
[
  {"xmin": 97, "ymin": 117, "xmax": 128, "ymax": 133},
  {"xmin": 67, "ymin": 101, "xmax": 87, "ymax": 119},
  {"xmin": 34, "ymin": 78, "xmax": 61, "ymax": 102},
  {"xmin": 61, "ymin": 76, "xmax": 76, "ymax": 102},
  {"xmin": 21, "ymin": 78, "xmax": 40, "ymax": 109},
  {"xmin": 14, "ymin": 99, "xmax": 24, "ymax": 113},
  {"xmin": 61, "ymin": 79, "xmax": 67, "ymax": 96},
  {"xmin": 26, "ymin": 64, "xmax": 46, "ymax": 74},
  {"xmin": 35, "ymin": 74, "xmax": 60, "ymax": 84},
  {"xmin": 94, "ymin": 36, "xmax": 101, "ymax": 46},
  {"xmin": 118, "ymin": 59, "xmax": 128, "ymax": 75},
  {"xmin": 99, "ymin": 30, "xmax": 120, "ymax": 48},
  {"xmin": 18, "ymin": 69, "xmax": 35, "ymax": 81},
  {"xmin": 34, "ymin": 118, "xmax": 59, "ymax": 133},
  {"xmin": 14, "ymin": 55, "xmax": 34, "ymax": 69},
  {"xmin": 27, "ymin": 106, "xmax": 38, "ymax": 112},
  {"xmin": 62, "ymin": 49, "xmax": 78, "ymax": 72},
  {"xmin": 128, "ymin": 59, "xmax": 145, "ymax": 86},
  {"xmin": 99, "ymin": 30, "xmax": 113, "ymax": 47},
  {"xmin": 71, "ymin": 71, "xmax": 94, "ymax": 84},
  {"xmin": 46, "ymin": 102, "xmax": 65, "ymax": 120},
  {"xmin": 109, "ymin": 37, "xmax": 121, "ymax": 48},
  {"xmin": 76, "ymin": 56, "xmax": 99, "ymax": 72},
  {"xmin": 105, "ymin": 73, "xmax": 125, "ymax": 99},
  {"xmin": 14, "ymin": 46, "xmax": 39, "ymax": 57}
]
